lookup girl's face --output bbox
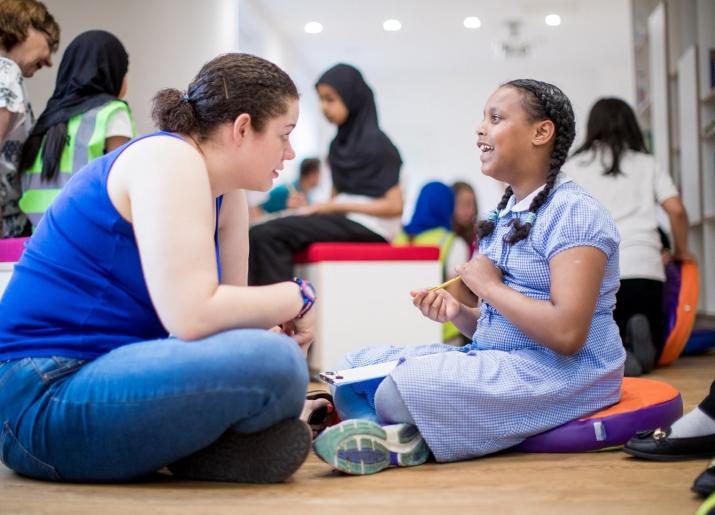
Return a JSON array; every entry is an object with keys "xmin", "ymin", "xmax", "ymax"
[
  {"xmin": 317, "ymin": 83, "xmax": 349, "ymax": 125},
  {"xmin": 238, "ymin": 98, "xmax": 299, "ymax": 191},
  {"xmin": 476, "ymin": 86, "xmax": 538, "ymax": 183},
  {"xmin": 454, "ymin": 188, "xmax": 476, "ymax": 226}
]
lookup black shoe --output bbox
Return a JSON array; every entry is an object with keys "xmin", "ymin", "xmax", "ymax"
[
  {"xmin": 168, "ymin": 419, "xmax": 312, "ymax": 483},
  {"xmin": 693, "ymin": 459, "xmax": 715, "ymax": 497},
  {"xmin": 623, "ymin": 427, "xmax": 715, "ymax": 461},
  {"xmin": 626, "ymin": 314, "xmax": 656, "ymax": 374},
  {"xmin": 623, "ymin": 350, "xmax": 643, "ymax": 377}
]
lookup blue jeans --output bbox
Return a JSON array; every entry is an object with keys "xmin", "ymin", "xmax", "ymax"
[{"xmin": 0, "ymin": 329, "xmax": 308, "ymax": 482}]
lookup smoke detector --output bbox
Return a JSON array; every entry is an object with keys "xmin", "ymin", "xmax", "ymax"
[{"xmin": 493, "ymin": 19, "xmax": 531, "ymax": 59}]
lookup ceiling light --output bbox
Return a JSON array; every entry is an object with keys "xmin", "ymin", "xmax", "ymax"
[
  {"xmin": 545, "ymin": 14, "xmax": 561, "ymax": 27},
  {"xmin": 304, "ymin": 21, "xmax": 323, "ymax": 34},
  {"xmin": 383, "ymin": 19, "xmax": 402, "ymax": 32},
  {"xmin": 463, "ymin": 17, "xmax": 481, "ymax": 29}
]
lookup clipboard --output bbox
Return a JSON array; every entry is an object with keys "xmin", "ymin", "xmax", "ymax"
[{"xmin": 318, "ymin": 359, "xmax": 400, "ymax": 387}]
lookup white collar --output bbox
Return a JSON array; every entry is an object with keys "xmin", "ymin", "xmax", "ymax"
[{"xmin": 499, "ymin": 173, "xmax": 572, "ymax": 217}]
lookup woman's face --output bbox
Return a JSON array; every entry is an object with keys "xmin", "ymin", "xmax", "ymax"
[
  {"xmin": 316, "ymin": 83, "xmax": 348, "ymax": 126},
  {"xmin": 9, "ymin": 27, "xmax": 52, "ymax": 78},
  {"xmin": 239, "ymin": 97, "xmax": 299, "ymax": 191},
  {"xmin": 454, "ymin": 188, "xmax": 476, "ymax": 226}
]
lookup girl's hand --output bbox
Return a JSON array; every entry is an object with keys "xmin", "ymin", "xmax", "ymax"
[
  {"xmin": 410, "ymin": 288, "xmax": 461, "ymax": 323},
  {"xmin": 456, "ymin": 255, "xmax": 503, "ymax": 301},
  {"xmin": 672, "ymin": 249, "xmax": 697, "ymax": 263}
]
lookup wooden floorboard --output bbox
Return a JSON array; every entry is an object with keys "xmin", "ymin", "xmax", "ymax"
[{"xmin": 1, "ymin": 351, "xmax": 713, "ymax": 515}]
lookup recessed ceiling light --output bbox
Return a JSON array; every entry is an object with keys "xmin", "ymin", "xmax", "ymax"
[
  {"xmin": 545, "ymin": 14, "xmax": 561, "ymax": 26},
  {"xmin": 463, "ymin": 16, "xmax": 481, "ymax": 29},
  {"xmin": 304, "ymin": 21, "xmax": 323, "ymax": 34},
  {"xmin": 383, "ymin": 19, "xmax": 402, "ymax": 32}
]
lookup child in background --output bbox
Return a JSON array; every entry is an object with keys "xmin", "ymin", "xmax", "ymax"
[
  {"xmin": 394, "ymin": 180, "xmax": 469, "ymax": 343},
  {"xmin": 249, "ymin": 157, "xmax": 321, "ymax": 221},
  {"xmin": 394, "ymin": 181, "xmax": 468, "ymax": 280},
  {"xmin": 19, "ymin": 30, "xmax": 135, "ymax": 229},
  {"xmin": 248, "ymin": 63, "xmax": 403, "ymax": 285},
  {"xmin": 313, "ymin": 79, "xmax": 624, "ymax": 475},
  {"xmin": 452, "ymin": 181, "xmax": 478, "ymax": 257},
  {"xmin": 564, "ymin": 98, "xmax": 693, "ymax": 376}
]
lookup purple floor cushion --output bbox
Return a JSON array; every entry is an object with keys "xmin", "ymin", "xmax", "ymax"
[{"xmin": 516, "ymin": 378, "xmax": 682, "ymax": 452}]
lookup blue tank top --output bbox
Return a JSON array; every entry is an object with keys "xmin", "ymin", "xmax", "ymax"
[{"xmin": 0, "ymin": 131, "xmax": 219, "ymax": 360}]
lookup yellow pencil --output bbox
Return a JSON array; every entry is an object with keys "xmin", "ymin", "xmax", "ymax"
[{"xmin": 427, "ymin": 275, "xmax": 462, "ymax": 292}]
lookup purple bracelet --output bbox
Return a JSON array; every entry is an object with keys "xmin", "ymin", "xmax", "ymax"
[{"xmin": 291, "ymin": 277, "xmax": 316, "ymax": 318}]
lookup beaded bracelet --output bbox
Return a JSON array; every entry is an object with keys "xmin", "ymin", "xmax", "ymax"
[{"xmin": 291, "ymin": 277, "xmax": 317, "ymax": 318}]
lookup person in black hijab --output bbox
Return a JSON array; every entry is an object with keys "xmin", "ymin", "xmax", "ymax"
[
  {"xmin": 248, "ymin": 63, "xmax": 403, "ymax": 285},
  {"xmin": 18, "ymin": 30, "xmax": 133, "ymax": 227}
]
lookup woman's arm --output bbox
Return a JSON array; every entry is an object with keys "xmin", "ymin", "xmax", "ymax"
[
  {"xmin": 218, "ymin": 188, "xmax": 250, "ymax": 286},
  {"xmin": 0, "ymin": 108, "xmax": 12, "ymax": 146},
  {"xmin": 308, "ymin": 184, "xmax": 403, "ymax": 218},
  {"xmin": 457, "ymin": 247, "xmax": 606, "ymax": 355},
  {"xmin": 661, "ymin": 196, "xmax": 695, "ymax": 261},
  {"xmin": 108, "ymin": 136, "xmax": 308, "ymax": 341}
]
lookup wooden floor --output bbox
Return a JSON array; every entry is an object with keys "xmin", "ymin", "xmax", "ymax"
[{"xmin": 1, "ymin": 351, "xmax": 713, "ymax": 515}]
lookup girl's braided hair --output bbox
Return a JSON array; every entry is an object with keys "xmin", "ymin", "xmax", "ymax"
[{"xmin": 476, "ymin": 79, "xmax": 576, "ymax": 245}]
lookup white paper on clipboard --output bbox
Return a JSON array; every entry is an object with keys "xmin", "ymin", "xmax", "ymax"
[{"xmin": 318, "ymin": 360, "xmax": 400, "ymax": 386}]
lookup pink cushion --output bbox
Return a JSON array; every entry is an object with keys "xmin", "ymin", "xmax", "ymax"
[
  {"xmin": 0, "ymin": 237, "xmax": 28, "ymax": 263},
  {"xmin": 294, "ymin": 243, "xmax": 439, "ymax": 263}
]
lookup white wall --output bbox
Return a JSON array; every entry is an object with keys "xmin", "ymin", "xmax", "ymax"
[{"xmin": 25, "ymin": 0, "xmax": 240, "ymax": 134}]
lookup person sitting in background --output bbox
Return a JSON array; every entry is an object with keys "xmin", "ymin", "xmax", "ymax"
[
  {"xmin": 0, "ymin": 0, "xmax": 59, "ymax": 237},
  {"xmin": 394, "ymin": 180, "xmax": 468, "ymax": 281},
  {"xmin": 563, "ymin": 97, "xmax": 694, "ymax": 377},
  {"xmin": 249, "ymin": 156, "xmax": 320, "ymax": 221},
  {"xmin": 18, "ymin": 30, "xmax": 135, "ymax": 229},
  {"xmin": 248, "ymin": 63, "xmax": 403, "ymax": 285},
  {"xmin": 451, "ymin": 181, "xmax": 478, "ymax": 257},
  {"xmin": 394, "ymin": 180, "xmax": 470, "ymax": 344}
]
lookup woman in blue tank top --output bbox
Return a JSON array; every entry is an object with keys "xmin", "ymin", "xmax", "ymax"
[{"xmin": 0, "ymin": 53, "xmax": 317, "ymax": 483}]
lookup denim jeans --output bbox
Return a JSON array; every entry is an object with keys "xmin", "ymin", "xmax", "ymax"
[{"xmin": 0, "ymin": 329, "xmax": 308, "ymax": 482}]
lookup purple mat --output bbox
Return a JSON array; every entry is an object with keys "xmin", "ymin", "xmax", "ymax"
[{"xmin": 516, "ymin": 394, "xmax": 683, "ymax": 453}]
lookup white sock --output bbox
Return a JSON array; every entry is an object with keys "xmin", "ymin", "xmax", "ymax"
[{"xmin": 669, "ymin": 407, "xmax": 715, "ymax": 438}]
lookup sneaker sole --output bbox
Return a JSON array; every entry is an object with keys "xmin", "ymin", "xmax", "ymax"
[
  {"xmin": 313, "ymin": 420, "xmax": 428, "ymax": 475},
  {"xmin": 168, "ymin": 418, "xmax": 312, "ymax": 483}
]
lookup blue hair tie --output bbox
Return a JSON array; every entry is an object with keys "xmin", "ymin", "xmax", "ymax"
[
  {"xmin": 487, "ymin": 208, "xmax": 499, "ymax": 224},
  {"xmin": 523, "ymin": 212, "xmax": 536, "ymax": 225}
]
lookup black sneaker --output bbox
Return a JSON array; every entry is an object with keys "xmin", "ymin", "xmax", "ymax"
[
  {"xmin": 624, "ymin": 350, "xmax": 643, "ymax": 377},
  {"xmin": 626, "ymin": 314, "xmax": 657, "ymax": 374},
  {"xmin": 168, "ymin": 418, "xmax": 312, "ymax": 483}
]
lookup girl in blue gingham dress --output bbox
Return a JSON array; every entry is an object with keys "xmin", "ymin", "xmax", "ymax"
[{"xmin": 313, "ymin": 79, "xmax": 625, "ymax": 475}]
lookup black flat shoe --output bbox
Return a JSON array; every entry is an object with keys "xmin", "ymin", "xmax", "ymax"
[
  {"xmin": 623, "ymin": 427, "xmax": 715, "ymax": 461},
  {"xmin": 693, "ymin": 459, "xmax": 715, "ymax": 497}
]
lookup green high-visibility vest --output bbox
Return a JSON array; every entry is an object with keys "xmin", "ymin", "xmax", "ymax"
[
  {"xmin": 393, "ymin": 227, "xmax": 463, "ymax": 343},
  {"xmin": 19, "ymin": 100, "xmax": 136, "ymax": 228}
]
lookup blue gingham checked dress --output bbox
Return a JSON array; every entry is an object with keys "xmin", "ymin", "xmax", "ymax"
[{"xmin": 344, "ymin": 175, "xmax": 626, "ymax": 462}]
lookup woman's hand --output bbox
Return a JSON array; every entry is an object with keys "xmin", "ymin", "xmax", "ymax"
[
  {"xmin": 456, "ymin": 255, "xmax": 503, "ymax": 302},
  {"xmin": 672, "ymin": 249, "xmax": 697, "ymax": 263},
  {"xmin": 410, "ymin": 288, "xmax": 461, "ymax": 323},
  {"xmin": 286, "ymin": 192, "xmax": 308, "ymax": 209},
  {"xmin": 285, "ymin": 305, "xmax": 316, "ymax": 357}
]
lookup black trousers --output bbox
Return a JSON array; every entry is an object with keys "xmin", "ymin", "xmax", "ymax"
[
  {"xmin": 700, "ymin": 380, "xmax": 715, "ymax": 419},
  {"xmin": 614, "ymin": 278, "xmax": 665, "ymax": 357},
  {"xmin": 248, "ymin": 214, "xmax": 386, "ymax": 285}
]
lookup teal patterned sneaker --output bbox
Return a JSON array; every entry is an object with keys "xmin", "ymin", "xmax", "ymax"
[{"xmin": 313, "ymin": 419, "xmax": 429, "ymax": 475}]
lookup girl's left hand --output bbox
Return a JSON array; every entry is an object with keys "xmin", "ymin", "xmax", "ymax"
[{"xmin": 456, "ymin": 255, "xmax": 503, "ymax": 302}]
